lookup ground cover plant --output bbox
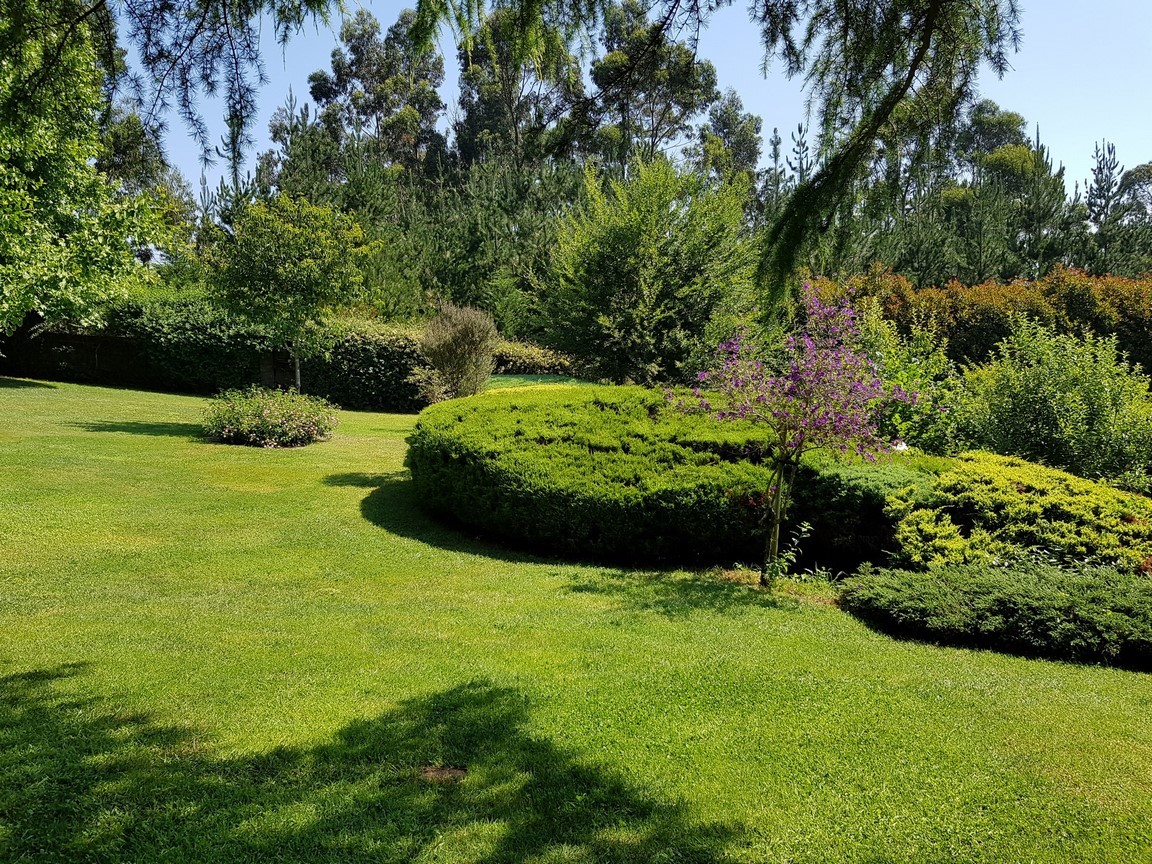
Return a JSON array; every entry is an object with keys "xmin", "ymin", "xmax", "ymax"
[
  {"xmin": 3, "ymin": 378, "xmax": 1152, "ymax": 863},
  {"xmin": 841, "ymin": 561, "xmax": 1152, "ymax": 670}
]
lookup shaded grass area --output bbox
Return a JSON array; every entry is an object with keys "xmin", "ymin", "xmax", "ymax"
[
  {"xmin": 1, "ymin": 381, "xmax": 1151, "ymax": 862},
  {"xmin": 486, "ymin": 373, "xmax": 594, "ymax": 389}
]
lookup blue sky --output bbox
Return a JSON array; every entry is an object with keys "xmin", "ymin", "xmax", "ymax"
[{"xmin": 163, "ymin": 0, "xmax": 1152, "ymax": 194}]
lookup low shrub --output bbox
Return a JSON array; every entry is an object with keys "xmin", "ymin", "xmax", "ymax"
[
  {"xmin": 203, "ymin": 387, "xmax": 338, "ymax": 448},
  {"xmin": 415, "ymin": 304, "xmax": 500, "ymax": 402},
  {"xmin": 493, "ymin": 339, "xmax": 574, "ymax": 376},
  {"xmin": 840, "ymin": 562, "xmax": 1152, "ymax": 670},
  {"xmin": 889, "ymin": 452, "xmax": 1152, "ymax": 573},
  {"xmin": 405, "ymin": 386, "xmax": 941, "ymax": 566}
]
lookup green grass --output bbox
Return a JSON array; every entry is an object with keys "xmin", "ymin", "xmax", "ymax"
[{"xmin": 1, "ymin": 377, "xmax": 1151, "ymax": 863}]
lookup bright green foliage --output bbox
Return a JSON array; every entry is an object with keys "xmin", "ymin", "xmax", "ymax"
[
  {"xmin": 210, "ymin": 196, "xmax": 372, "ymax": 378},
  {"xmin": 203, "ymin": 386, "xmax": 338, "ymax": 447},
  {"xmin": 406, "ymin": 385, "xmax": 943, "ymax": 568},
  {"xmin": 953, "ymin": 317, "xmax": 1152, "ymax": 484},
  {"xmin": 406, "ymin": 386, "xmax": 774, "ymax": 564},
  {"xmin": 856, "ymin": 296, "xmax": 958, "ymax": 453},
  {"xmin": 540, "ymin": 160, "xmax": 756, "ymax": 384},
  {"xmin": 0, "ymin": 3, "xmax": 157, "ymax": 334},
  {"xmin": 889, "ymin": 452, "xmax": 1152, "ymax": 573},
  {"xmin": 841, "ymin": 562, "xmax": 1152, "ymax": 671},
  {"xmin": 493, "ymin": 340, "xmax": 573, "ymax": 375}
]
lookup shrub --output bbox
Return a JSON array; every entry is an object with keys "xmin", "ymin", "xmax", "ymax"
[
  {"xmin": 840, "ymin": 562, "xmax": 1152, "ymax": 670},
  {"xmin": 202, "ymin": 387, "xmax": 338, "ymax": 448},
  {"xmin": 951, "ymin": 317, "xmax": 1152, "ymax": 484},
  {"xmin": 302, "ymin": 319, "xmax": 427, "ymax": 413},
  {"xmin": 493, "ymin": 339, "xmax": 574, "ymax": 376},
  {"xmin": 889, "ymin": 452, "xmax": 1152, "ymax": 573},
  {"xmin": 416, "ymin": 304, "xmax": 499, "ymax": 402},
  {"xmin": 539, "ymin": 160, "xmax": 757, "ymax": 384},
  {"xmin": 405, "ymin": 386, "xmax": 941, "ymax": 567}
]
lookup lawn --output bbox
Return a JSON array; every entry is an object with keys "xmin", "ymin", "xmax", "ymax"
[{"xmin": 1, "ymin": 378, "xmax": 1150, "ymax": 863}]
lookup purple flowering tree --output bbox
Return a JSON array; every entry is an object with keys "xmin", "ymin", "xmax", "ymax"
[{"xmin": 692, "ymin": 285, "xmax": 907, "ymax": 584}]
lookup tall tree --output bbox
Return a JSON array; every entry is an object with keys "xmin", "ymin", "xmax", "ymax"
[{"xmin": 590, "ymin": 0, "xmax": 719, "ymax": 169}]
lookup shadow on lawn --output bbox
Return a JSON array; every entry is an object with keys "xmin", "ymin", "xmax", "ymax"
[
  {"xmin": 72, "ymin": 420, "xmax": 204, "ymax": 438},
  {"xmin": 328, "ymin": 472, "xmax": 545, "ymax": 565},
  {"xmin": 0, "ymin": 377, "xmax": 56, "ymax": 389},
  {"xmin": 328, "ymin": 472, "xmax": 778, "ymax": 618},
  {"xmin": 0, "ymin": 666, "xmax": 735, "ymax": 863}
]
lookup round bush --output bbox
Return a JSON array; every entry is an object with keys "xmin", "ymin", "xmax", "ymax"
[
  {"xmin": 203, "ymin": 386, "xmax": 338, "ymax": 448},
  {"xmin": 405, "ymin": 386, "xmax": 776, "ymax": 564},
  {"xmin": 841, "ymin": 563, "xmax": 1152, "ymax": 670}
]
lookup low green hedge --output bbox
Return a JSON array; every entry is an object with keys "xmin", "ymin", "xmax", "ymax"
[
  {"xmin": 840, "ymin": 562, "xmax": 1152, "ymax": 670},
  {"xmin": 889, "ymin": 452, "xmax": 1152, "ymax": 573},
  {"xmin": 404, "ymin": 386, "xmax": 941, "ymax": 566},
  {"xmin": 1, "ymin": 292, "xmax": 573, "ymax": 413}
]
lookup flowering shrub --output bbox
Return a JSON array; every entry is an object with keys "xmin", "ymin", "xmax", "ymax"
[
  {"xmin": 202, "ymin": 386, "xmax": 338, "ymax": 448},
  {"xmin": 688, "ymin": 284, "xmax": 908, "ymax": 580}
]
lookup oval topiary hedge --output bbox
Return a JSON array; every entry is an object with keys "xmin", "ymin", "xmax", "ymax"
[{"xmin": 405, "ymin": 386, "xmax": 778, "ymax": 564}]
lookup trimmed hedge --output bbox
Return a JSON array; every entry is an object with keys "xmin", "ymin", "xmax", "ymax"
[
  {"xmin": 405, "ymin": 386, "xmax": 941, "ymax": 566},
  {"xmin": 841, "ymin": 562, "xmax": 1152, "ymax": 670},
  {"xmin": 889, "ymin": 452, "xmax": 1152, "ymax": 573},
  {"xmin": 0, "ymin": 292, "xmax": 572, "ymax": 413}
]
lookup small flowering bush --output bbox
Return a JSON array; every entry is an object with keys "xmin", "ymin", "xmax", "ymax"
[
  {"xmin": 202, "ymin": 386, "xmax": 338, "ymax": 448},
  {"xmin": 686, "ymin": 284, "xmax": 909, "ymax": 581}
]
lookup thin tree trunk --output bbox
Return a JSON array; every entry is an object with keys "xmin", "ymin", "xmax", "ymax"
[{"xmin": 293, "ymin": 346, "xmax": 301, "ymax": 391}]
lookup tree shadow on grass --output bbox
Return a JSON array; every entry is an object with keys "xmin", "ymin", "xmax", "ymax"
[
  {"xmin": 0, "ymin": 666, "xmax": 737, "ymax": 863},
  {"xmin": 0, "ymin": 377, "xmax": 56, "ymax": 389},
  {"xmin": 327, "ymin": 472, "xmax": 546, "ymax": 565},
  {"xmin": 327, "ymin": 472, "xmax": 781, "ymax": 618},
  {"xmin": 567, "ymin": 569, "xmax": 784, "ymax": 618},
  {"xmin": 72, "ymin": 420, "xmax": 204, "ymax": 438}
]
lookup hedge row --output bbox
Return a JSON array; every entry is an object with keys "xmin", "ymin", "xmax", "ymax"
[
  {"xmin": 0, "ymin": 292, "xmax": 570, "ymax": 412},
  {"xmin": 813, "ymin": 265, "xmax": 1152, "ymax": 369},
  {"xmin": 404, "ymin": 386, "xmax": 942, "ymax": 566},
  {"xmin": 841, "ymin": 562, "xmax": 1152, "ymax": 671}
]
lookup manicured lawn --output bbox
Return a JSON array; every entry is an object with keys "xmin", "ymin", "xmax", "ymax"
[{"xmin": 1, "ymin": 377, "xmax": 1151, "ymax": 863}]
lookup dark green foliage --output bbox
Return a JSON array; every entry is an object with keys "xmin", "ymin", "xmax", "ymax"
[
  {"xmin": 405, "ymin": 386, "xmax": 942, "ymax": 567},
  {"xmin": 301, "ymin": 319, "xmax": 427, "ymax": 413},
  {"xmin": 202, "ymin": 386, "xmax": 338, "ymax": 448},
  {"xmin": 539, "ymin": 160, "xmax": 757, "ymax": 384},
  {"xmin": 406, "ymin": 386, "xmax": 772, "ymax": 564},
  {"xmin": 841, "ymin": 562, "xmax": 1152, "ymax": 670},
  {"xmin": 101, "ymin": 289, "xmax": 270, "ymax": 392},
  {"xmin": 890, "ymin": 452, "xmax": 1152, "ymax": 573},
  {"xmin": 789, "ymin": 456, "xmax": 943, "ymax": 574}
]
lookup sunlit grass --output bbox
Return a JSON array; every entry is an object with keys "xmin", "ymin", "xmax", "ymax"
[{"xmin": 1, "ymin": 377, "xmax": 1150, "ymax": 862}]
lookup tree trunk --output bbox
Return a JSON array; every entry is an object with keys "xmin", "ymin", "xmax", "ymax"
[{"xmin": 293, "ymin": 346, "xmax": 301, "ymax": 391}]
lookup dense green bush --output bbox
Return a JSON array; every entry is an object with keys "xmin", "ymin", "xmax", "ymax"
[
  {"xmin": 493, "ymin": 339, "xmax": 573, "ymax": 376},
  {"xmin": 790, "ymin": 455, "xmax": 945, "ymax": 574},
  {"xmin": 101, "ymin": 288, "xmax": 270, "ymax": 391},
  {"xmin": 840, "ymin": 562, "xmax": 1152, "ymax": 670},
  {"xmin": 889, "ymin": 452, "xmax": 1152, "ymax": 573},
  {"xmin": 951, "ymin": 317, "xmax": 1152, "ymax": 486},
  {"xmin": 202, "ymin": 387, "xmax": 339, "ymax": 447},
  {"xmin": 538, "ymin": 160, "xmax": 757, "ymax": 384},
  {"xmin": 405, "ymin": 386, "xmax": 941, "ymax": 566},
  {"xmin": 301, "ymin": 319, "xmax": 427, "ymax": 413}
]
